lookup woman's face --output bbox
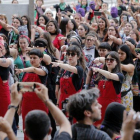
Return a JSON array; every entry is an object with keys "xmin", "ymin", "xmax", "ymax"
[
  {"xmin": 78, "ymin": 25, "xmax": 86, "ymax": 37},
  {"xmin": 98, "ymin": 48, "xmax": 109, "ymax": 57},
  {"xmin": 39, "ymin": 16, "xmax": 45, "ymax": 25},
  {"xmin": 0, "ymin": 15, "xmax": 6, "ymax": 23},
  {"xmin": 45, "ymin": 12, "xmax": 53, "ymax": 19},
  {"xmin": 13, "ymin": 18, "xmax": 21, "ymax": 28},
  {"xmin": 98, "ymin": 18, "xmax": 106, "ymax": 29},
  {"xmin": 74, "ymin": 15, "xmax": 81, "ymax": 25},
  {"xmin": 118, "ymin": 49, "xmax": 126, "ymax": 62},
  {"xmin": 109, "ymin": 19, "xmax": 115, "ymax": 26},
  {"xmin": 21, "ymin": 17, "xmax": 28, "ymax": 25},
  {"xmin": 124, "ymin": 23, "xmax": 132, "ymax": 34},
  {"xmin": 106, "ymin": 55, "xmax": 117, "ymax": 70},
  {"xmin": 66, "ymin": 51, "xmax": 78, "ymax": 65},
  {"xmin": 36, "ymin": 0, "xmax": 43, "ymax": 7},
  {"xmin": 19, "ymin": 38, "xmax": 29, "ymax": 52},
  {"xmin": 12, "ymin": 0, "xmax": 18, "ymax": 4},
  {"xmin": 30, "ymin": 55, "xmax": 42, "ymax": 67},
  {"xmin": 129, "ymin": 31, "xmax": 137, "ymax": 41},
  {"xmin": 67, "ymin": 20, "xmax": 74, "ymax": 30},
  {"xmin": 131, "ymin": 20, "xmax": 137, "ymax": 30},
  {"xmin": 85, "ymin": 36, "xmax": 95, "ymax": 48},
  {"xmin": 108, "ymin": 26, "xmax": 116, "ymax": 36},
  {"xmin": 82, "ymin": 0, "xmax": 87, "ymax": 5},
  {"xmin": 47, "ymin": 22, "xmax": 56, "ymax": 33}
]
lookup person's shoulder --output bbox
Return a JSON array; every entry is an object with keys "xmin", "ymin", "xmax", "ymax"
[
  {"xmin": 94, "ymin": 128, "xmax": 112, "ymax": 140},
  {"xmin": 54, "ymin": 131, "xmax": 72, "ymax": 140}
]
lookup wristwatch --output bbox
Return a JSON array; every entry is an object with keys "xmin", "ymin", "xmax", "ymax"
[{"xmin": 8, "ymin": 105, "xmax": 18, "ymax": 110}]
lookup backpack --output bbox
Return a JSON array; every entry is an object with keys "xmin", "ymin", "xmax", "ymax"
[{"xmin": 111, "ymin": 7, "xmax": 118, "ymax": 18}]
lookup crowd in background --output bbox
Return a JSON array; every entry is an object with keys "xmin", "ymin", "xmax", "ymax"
[{"xmin": 0, "ymin": 0, "xmax": 140, "ymax": 140}]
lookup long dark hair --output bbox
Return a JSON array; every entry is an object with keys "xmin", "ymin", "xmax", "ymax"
[
  {"xmin": 97, "ymin": 17, "xmax": 108, "ymax": 35},
  {"xmin": 4, "ymin": 43, "xmax": 10, "ymax": 58},
  {"xmin": 119, "ymin": 44, "xmax": 134, "ymax": 65},
  {"xmin": 103, "ymin": 25, "xmax": 120, "ymax": 51},
  {"xmin": 41, "ymin": 32, "xmax": 56, "ymax": 57},
  {"xmin": 66, "ymin": 45, "xmax": 86, "ymax": 70},
  {"xmin": 46, "ymin": 20, "xmax": 60, "ymax": 35},
  {"xmin": 37, "ymin": 15, "xmax": 49, "ymax": 26},
  {"xmin": 71, "ymin": 19, "xmax": 78, "ymax": 31},
  {"xmin": 104, "ymin": 51, "xmax": 121, "ymax": 73},
  {"xmin": 14, "ymin": 17, "xmax": 24, "ymax": 26},
  {"xmin": 21, "ymin": 15, "xmax": 31, "ymax": 38},
  {"xmin": 60, "ymin": 18, "xmax": 70, "ymax": 36}
]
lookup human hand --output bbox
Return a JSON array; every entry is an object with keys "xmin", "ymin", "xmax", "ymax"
[
  {"xmin": 61, "ymin": 45, "xmax": 67, "ymax": 52},
  {"xmin": 6, "ymin": 25, "xmax": 13, "ymax": 30},
  {"xmin": 108, "ymin": 35, "xmax": 115, "ymax": 41},
  {"xmin": 0, "ymin": 117, "xmax": 12, "ymax": 134},
  {"xmin": 122, "ymin": 110, "xmax": 139, "ymax": 137},
  {"xmin": 15, "ymin": 69, "xmax": 24, "ymax": 74},
  {"xmin": 34, "ymin": 82, "xmax": 49, "ymax": 102},
  {"xmin": 10, "ymin": 83, "xmax": 23, "ymax": 107},
  {"xmin": 94, "ymin": 57, "xmax": 100, "ymax": 64},
  {"xmin": 55, "ymin": 60, "xmax": 64, "ymax": 64},
  {"xmin": 17, "ymin": 107, "xmax": 22, "ymax": 116},
  {"xmin": 51, "ymin": 62, "xmax": 60, "ymax": 67},
  {"xmin": 92, "ymin": 67, "xmax": 99, "ymax": 74},
  {"xmin": 58, "ymin": 36, "xmax": 65, "ymax": 41}
]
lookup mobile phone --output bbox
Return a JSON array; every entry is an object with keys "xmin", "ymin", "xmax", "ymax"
[
  {"xmin": 123, "ymin": 16, "xmax": 127, "ymax": 22},
  {"xmin": 17, "ymin": 82, "xmax": 36, "ymax": 92},
  {"xmin": 94, "ymin": 11, "xmax": 102, "ymax": 16}
]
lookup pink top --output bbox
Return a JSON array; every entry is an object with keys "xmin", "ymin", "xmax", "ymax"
[{"xmin": 53, "ymin": 34, "xmax": 64, "ymax": 51}]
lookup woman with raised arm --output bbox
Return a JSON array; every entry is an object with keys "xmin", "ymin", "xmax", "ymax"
[
  {"xmin": 52, "ymin": 45, "xmax": 85, "ymax": 109},
  {"xmin": 0, "ymin": 37, "xmax": 12, "ymax": 117},
  {"xmin": 103, "ymin": 25, "xmax": 122, "ymax": 52},
  {"xmin": 10, "ymin": 35, "xmax": 31, "ymax": 82},
  {"xmin": 118, "ymin": 44, "xmax": 135, "ymax": 112},
  {"xmin": 93, "ymin": 51, "xmax": 124, "ymax": 126},
  {"xmin": 15, "ymin": 49, "xmax": 48, "ymax": 140}
]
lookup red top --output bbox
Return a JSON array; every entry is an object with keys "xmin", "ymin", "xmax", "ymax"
[{"xmin": 53, "ymin": 34, "xmax": 64, "ymax": 51}]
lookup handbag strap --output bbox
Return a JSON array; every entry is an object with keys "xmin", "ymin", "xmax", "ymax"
[{"xmin": 20, "ymin": 55, "xmax": 26, "ymax": 68}]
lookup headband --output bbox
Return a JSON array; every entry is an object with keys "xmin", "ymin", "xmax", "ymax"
[{"xmin": 19, "ymin": 35, "xmax": 31, "ymax": 44}]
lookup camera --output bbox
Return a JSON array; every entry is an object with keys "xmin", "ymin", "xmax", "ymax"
[{"xmin": 17, "ymin": 82, "xmax": 36, "ymax": 92}]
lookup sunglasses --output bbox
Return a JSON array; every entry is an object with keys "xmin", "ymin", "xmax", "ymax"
[
  {"xmin": 66, "ymin": 52, "xmax": 77, "ymax": 57},
  {"xmin": 105, "ymin": 58, "xmax": 116, "ymax": 63},
  {"xmin": 86, "ymin": 39, "xmax": 94, "ymax": 42}
]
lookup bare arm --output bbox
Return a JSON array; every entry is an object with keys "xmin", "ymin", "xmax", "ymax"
[
  {"xmin": 55, "ymin": 49, "xmax": 60, "ymax": 60},
  {"xmin": 0, "ymin": 20, "xmax": 9, "ymax": 31},
  {"xmin": 9, "ymin": 48, "xmax": 18, "ymax": 59},
  {"xmin": 0, "ymin": 58, "xmax": 12, "ymax": 67},
  {"xmin": 16, "ymin": 67, "xmax": 47, "ymax": 76},
  {"xmin": 121, "ymin": 64, "xmax": 134, "ymax": 75},
  {"xmin": 52, "ymin": 62, "xmax": 78, "ymax": 74},
  {"xmin": 86, "ymin": 70, "xmax": 92, "ymax": 85},
  {"xmin": 43, "ymin": 54, "xmax": 51, "ymax": 65},
  {"xmin": 92, "ymin": 67, "xmax": 120, "ymax": 81},
  {"xmin": 35, "ymin": 83, "xmax": 72, "ymax": 137}
]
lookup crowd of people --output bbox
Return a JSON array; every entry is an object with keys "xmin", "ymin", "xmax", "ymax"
[{"xmin": 0, "ymin": 0, "xmax": 140, "ymax": 140}]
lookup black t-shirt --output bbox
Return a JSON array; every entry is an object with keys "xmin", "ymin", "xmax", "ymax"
[
  {"xmin": 54, "ymin": 131, "xmax": 72, "ymax": 140},
  {"xmin": 101, "ymin": 73, "xmax": 124, "ymax": 95},
  {"xmin": 60, "ymin": 66, "xmax": 83, "ymax": 91},
  {"xmin": 0, "ymin": 28, "xmax": 9, "ymax": 38},
  {"xmin": 72, "ymin": 123, "xmax": 111, "ymax": 140}
]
